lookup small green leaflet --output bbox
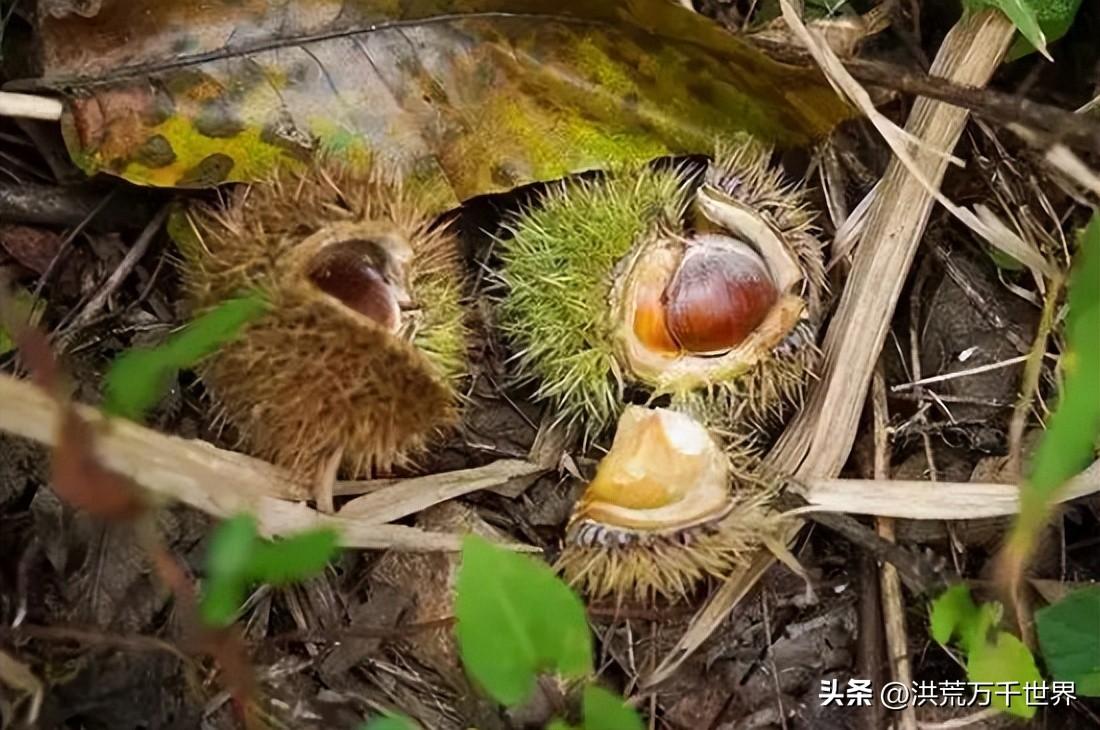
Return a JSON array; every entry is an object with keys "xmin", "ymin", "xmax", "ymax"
[
  {"xmin": 928, "ymin": 584, "xmax": 1041, "ymax": 718},
  {"xmin": 583, "ymin": 685, "xmax": 645, "ymax": 730},
  {"xmin": 248, "ymin": 528, "xmax": 341, "ymax": 586},
  {"xmin": 103, "ymin": 291, "xmax": 268, "ymax": 422},
  {"xmin": 455, "ymin": 535, "xmax": 593, "ymax": 706},
  {"xmin": 965, "ymin": 0, "xmax": 1050, "ymax": 60},
  {"xmin": 201, "ymin": 514, "xmax": 259, "ymax": 627},
  {"xmin": 1036, "ymin": 586, "xmax": 1100, "ymax": 696},
  {"xmin": 1006, "ymin": 0, "xmax": 1083, "ymax": 61},
  {"xmin": 929, "ymin": 585, "xmax": 1001, "ymax": 656},
  {"xmin": 200, "ymin": 513, "xmax": 341, "ymax": 628},
  {"xmin": 930, "ymin": 584, "xmax": 978, "ymax": 646},
  {"xmin": 358, "ymin": 715, "xmax": 420, "ymax": 730}
]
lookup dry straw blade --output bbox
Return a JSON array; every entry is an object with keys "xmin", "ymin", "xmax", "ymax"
[
  {"xmin": 0, "ymin": 375, "xmax": 536, "ymax": 553},
  {"xmin": 7, "ymin": 368, "xmax": 1093, "ymax": 556},
  {"xmin": 797, "ymin": 466, "xmax": 1100, "ymax": 520}
]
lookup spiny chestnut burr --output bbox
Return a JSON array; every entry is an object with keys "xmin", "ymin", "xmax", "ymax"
[
  {"xmin": 496, "ymin": 136, "xmax": 826, "ymax": 448},
  {"xmin": 555, "ymin": 405, "xmax": 788, "ymax": 603},
  {"xmin": 171, "ymin": 161, "xmax": 468, "ymax": 481}
]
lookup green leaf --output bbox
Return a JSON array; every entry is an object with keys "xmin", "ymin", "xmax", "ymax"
[
  {"xmin": 200, "ymin": 514, "xmax": 259, "ymax": 627},
  {"xmin": 455, "ymin": 534, "xmax": 593, "ymax": 706},
  {"xmin": 582, "ymin": 684, "xmax": 644, "ymax": 730},
  {"xmin": 1006, "ymin": 0, "xmax": 1083, "ymax": 61},
  {"xmin": 1025, "ymin": 214, "xmax": 1100, "ymax": 500},
  {"xmin": 199, "ymin": 576, "xmax": 248, "ymax": 629},
  {"xmin": 930, "ymin": 584, "xmax": 979, "ymax": 646},
  {"xmin": 198, "ymin": 515, "xmax": 339, "ymax": 627},
  {"xmin": 246, "ymin": 528, "xmax": 341, "ymax": 586},
  {"xmin": 929, "ymin": 584, "xmax": 1002, "ymax": 656},
  {"xmin": 928, "ymin": 587, "xmax": 1043, "ymax": 719},
  {"xmin": 206, "ymin": 514, "xmax": 259, "ymax": 579},
  {"xmin": 103, "ymin": 292, "xmax": 268, "ymax": 422},
  {"xmin": 359, "ymin": 715, "xmax": 420, "ymax": 730},
  {"xmin": 967, "ymin": 631, "xmax": 1043, "ymax": 718},
  {"xmin": 965, "ymin": 0, "xmax": 1049, "ymax": 59},
  {"xmin": 1036, "ymin": 586, "xmax": 1100, "ymax": 696}
]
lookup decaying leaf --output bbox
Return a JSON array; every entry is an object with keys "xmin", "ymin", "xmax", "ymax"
[
  {"xmin": 16, "ymin": 0, "xmax": 852, "ymax": 209},
  {"xmin": 0, "ymin": 223, "xmax": 64, "ymax": 276}
]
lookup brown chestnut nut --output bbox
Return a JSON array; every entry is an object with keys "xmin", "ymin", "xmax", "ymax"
[
  {"xmin": 308, "ymin": 239, "xmax": 402, "ymax": 331},
  {"xmin": 664, "ymin": 236, "xmax": 777, "ymax": 355}
]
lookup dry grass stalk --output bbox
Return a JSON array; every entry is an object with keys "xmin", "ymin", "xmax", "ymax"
[
  {"xmin": 337, "ymin": 459, "xmax": 546, "ymax": 523},
  {"xmin": 0, "ymin": 375, "xmax": 535, "ymax": 552},
  {"xmin": 0, "ymin": 91, "xmax": 63, "ymax": 121},
  {"xmin": 646, "ymin": 7, "xmax": 1018, "ymax": 686},
  {"xmin": 771, "ymin": 8, "xmax": 1017, "ymax": 476},
  {"xmin": 798, "ymin": 462, "xmax": 1100, "ymax": 518}
]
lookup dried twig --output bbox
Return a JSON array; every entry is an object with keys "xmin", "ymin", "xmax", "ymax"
[
  {"xmin": 0, "ymin": 180, "xmax": 160, "ymax": 230},
  {"xmin": 0, "ymin": 91, "xmax": 63, "ymax": 121},
  {"xmin": 339, "ymin": 459, "xmax": 546, "ymax": 523},
  {"xmin": 749, "ymin": 43, "xmax": 1100, "ymax": 155},
  {"xmin": 796, "ymin": 462, "xmax": 1100, "ymax": 518},
  {"xmin": 1006, "ymin": 275, "xmax": 1064, "ymax": 480},
  {"xmin": 871, "ymin": 368, "xmax": 916, "ymax": 730},
  {"xmin": 62, "ymin": 204, "xmax": 171, "ymax": 334},
  {"xmin": 891, "ymin": 354, "xmax": 1034, "ymax": 392}
]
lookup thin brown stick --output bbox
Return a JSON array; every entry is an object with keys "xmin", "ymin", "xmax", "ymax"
[
  {"xmin": 872, "ymin": 368, "xmax": 917, "ymax": 730},
  {"xmin": 856, "ymin": 554, "xmax": 887, "ymax": 730},
  {"xmin": 750, "ymin": 41, "xmax": 1100, "ymax": 155},
  {"xmin": 760, "ymin": 592, "xmax": 789, "ymax": 730},
  {"xmin": 62, "ymin": 204, "xmax": 171, "ymax": 334},
  {"xmin": 2, "ymin": 623, "xmax": 188, "ymax": 660}
]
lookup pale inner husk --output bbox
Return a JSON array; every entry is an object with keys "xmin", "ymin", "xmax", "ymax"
[{"xmin": 569, "ymin": 406, "xmax": 733, "ymax": 533}]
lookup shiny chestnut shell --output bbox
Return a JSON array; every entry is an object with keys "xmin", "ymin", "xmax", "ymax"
[{"xmin": 629, "ymin": 235, "xmax": 778, "ymax": 357}]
